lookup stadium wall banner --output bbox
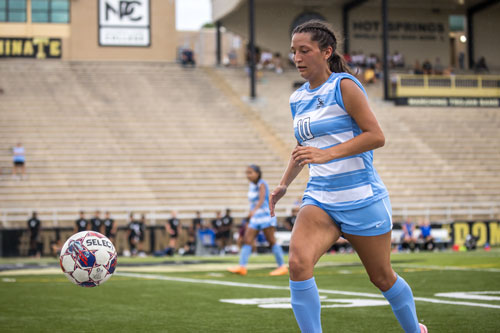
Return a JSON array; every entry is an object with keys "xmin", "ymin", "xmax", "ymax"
[
  {"xmin": 450, "ymin": 221, "xmax": 500, "ymax": 247},
  {"xmin": 0, "ymin": 38, "xmax": 62, "ymax": 59},
  {"xmin": 99, "ymin": 0, "xmax": 151, "ymax": 47},
  {"xmin": 351, "ymin": 20, "xmax": 446, "ymax": 42},
  {"xmin": 395, "ymin": 97, "xmax": 500, "ymax": 108}
]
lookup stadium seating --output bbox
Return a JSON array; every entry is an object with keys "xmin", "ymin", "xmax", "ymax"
[
  {"xmin": 0, "ymin": 60, "xmax": 306, "ymax": 227},
  {"xmin": 1, "ymin": 61, "xmax": 499, "ymax": 228}
]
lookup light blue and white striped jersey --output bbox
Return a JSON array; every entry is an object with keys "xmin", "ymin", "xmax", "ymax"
[
  {"xmin": 248, "ymin": 179, "xmax": 275, "ymax": 224},
  {"xmin": 290, "ymin": 72, "xmax": 388, "ymax": 210}
]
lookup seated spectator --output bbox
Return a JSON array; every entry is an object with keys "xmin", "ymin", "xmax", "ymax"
[
  {"xmin": 474, "ymin": 56, "xmax": 489, "ymax": 74},
  {"xmin": 392, "ymin": 51, "xmax": 405, "ymax": 68},
  {"xmin": 74, "ymin": 211, "xmax": 89, "ymax": 233},
  {"xmin": 90, "ymin": 210, "xmax": 104, "ymax": 234},
  {"xmin": 413, "ymin": 60, "xmax": 424, "ymax": 75},
  {"xmin": 103, "ymin": 211, "xmax": 116, "ymax": 243},
  {"xmin": 181, "ymin": 48, "xmax": 196, "ymax": 67},
  {"xmin": 12, "ymin": 142, "xmax": 26, "ymax": 180},
  {"xmin": 273, "ymin": 52, "xmax": 284, "ymax": 74},
  {"xmin": 127, "ymin": 212, "xmax": 145, "ymax": 256},
  {"xmin": 401, "ymin": 219, "xmax": 417, "ymax": 252},
  {"xmin": 418, "ymin": 218, "xmax": 435, "ymax": 251},
  {"xmin": 27, "ymin": 211, "xmax": 42, "ymax": 257},
  {"xmin": 422, "ymin": 59, "xmax": 433, "ymax": 75},
  {"xmin": 433, "ymin": 57, "xmax": 444, "ymax": 75}
]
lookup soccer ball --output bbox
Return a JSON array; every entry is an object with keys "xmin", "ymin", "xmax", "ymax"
[{"xmin": 59, "ymin": 231, "xmax": 117, "ymax": 287}]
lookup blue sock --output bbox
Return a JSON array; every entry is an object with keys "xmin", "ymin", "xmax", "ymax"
[
  {"xmin": 382, "ymin": 275, "xmax": 419, "ymax": 333},
  {"xmin": 290, "ymin": 277, "xmax": 322, "ymax": 333},
  {"xmin": 239, "ymin": 244, "xmax": 252, "ymax": 266},
  {"xmin": 271, "ymin": 244, "xmax": 284, "ymax": 267}
]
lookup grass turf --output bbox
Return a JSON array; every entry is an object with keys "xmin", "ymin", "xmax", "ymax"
[{"xmin": 1, "ymin": 249, "xmax": 499, "ymax": 332}]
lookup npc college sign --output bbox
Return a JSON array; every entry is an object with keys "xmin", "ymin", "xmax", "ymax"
[{"xmin": 98, "ymin": 0, "xmax": 150, "ymax": 47}]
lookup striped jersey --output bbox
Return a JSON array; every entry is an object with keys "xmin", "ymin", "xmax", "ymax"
[
  {"xmin": 290, "ymin": 72, "xmax": 388, "ymax": 210},
  {"xmin": 248, "ymin": 179, "xmax": 275, "ymax": 224}
]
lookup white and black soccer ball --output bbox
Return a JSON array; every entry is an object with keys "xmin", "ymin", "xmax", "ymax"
[{"xmin": 59, "ymin": 231, "xmax": 117, "ymax": 287}]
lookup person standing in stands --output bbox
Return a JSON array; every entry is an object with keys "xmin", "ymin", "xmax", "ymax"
[
  {"xmin": 12, "ymin": 142, "xmax": 26, "ymax": 180},
  {"xmin": 27, "ymin": 211, "xmax": 42, "ymax": 257},
  {"xmin": 269, "ymin": 20, "xmax": 426, "ymax": 333},
  {"xmin": 74, "ymin": 211, "xmax": 89, "ymax": 233}
]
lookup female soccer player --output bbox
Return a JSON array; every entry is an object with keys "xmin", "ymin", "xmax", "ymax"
[
  {"xmin": 228, "ymin": 165, "xmax": 288, "ymax": 276},
  {"xmin": 269, "ymin": 20, "xmax": 427, "ymax": 333}
]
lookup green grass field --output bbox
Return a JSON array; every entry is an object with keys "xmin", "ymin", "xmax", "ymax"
[{"xmin": 1, "ymin": 250, "xmax": 499, "ymax": 332}]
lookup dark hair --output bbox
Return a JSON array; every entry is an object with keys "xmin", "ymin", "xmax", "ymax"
[
  {"xmin": 248, "ymin": 164, "xmax": 262, "ymax": 183},
  {"xmin": 292, "ymin": 19, "xmax": 353, "ymax": 74}
]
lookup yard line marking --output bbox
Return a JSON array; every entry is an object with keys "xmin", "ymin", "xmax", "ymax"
[
  {"xmin": 116, "ymin": 272, "xmax": 500, "ymax": 310},
  {"xmin": 394, "ymin": 264, "xmax": 500, "ymax": 273}
]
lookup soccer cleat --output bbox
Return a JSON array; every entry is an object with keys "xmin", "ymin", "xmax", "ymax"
[
  {"xmin": 227, "ymin": 266, "xmax": 247, "ymax": 275},
  {"xmin": 419, "ymin": 323, "xmax": 428, "ymax": 333},
  {"xmin": 269, "ymin": 265, "xmax": 288, "ymax": 276}
]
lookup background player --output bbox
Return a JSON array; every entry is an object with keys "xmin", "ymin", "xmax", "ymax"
[
  {"xmin": 27, "ymin": 211, "xmax": 41, "ymax": 257},
  {"xmin": 74, "ymin": 211, "xmax": 89, "ymax": 233},
  {"xmin": 90, "ymin": 210, "xmax": 104, "ymax": 234},
  {"xmin": 103, "ymin": 211, "xmax": 116, "ymax": 243},
  {"xmin": 228, "ymin": 165, "xmax": 287, "ymax": 276},
  {"xmin": 270, "ymin": 20, "xmax": 426, "ymax": 333}
]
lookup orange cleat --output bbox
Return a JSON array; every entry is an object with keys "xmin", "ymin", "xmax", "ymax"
[
  {"xmin": 227, "ymin": 266, "xmax": 247, "ymax": 275},
  {"xmin": 419, "ymin": 323, "xmax": 428, "ymax": 333},
  {"xmin": 269, "ymin": 265, "xmax": 289, "ymax": 276}
]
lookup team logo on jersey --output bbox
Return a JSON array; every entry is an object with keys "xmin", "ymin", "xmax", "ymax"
[{"xmin": 317, "ymin": 97, "xmax": 325, "ymax": 108}]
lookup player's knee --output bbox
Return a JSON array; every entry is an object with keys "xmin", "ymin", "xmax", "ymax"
[
  {"xmin": 368, "ymin": 271, "xmax": 395, "ymax": 291},
  {"xmin": 288, "ymin": 252, "xmax": 313, "ymax": 279}
]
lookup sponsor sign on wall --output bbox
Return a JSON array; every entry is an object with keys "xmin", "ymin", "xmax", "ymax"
[
  {"xmin": 0, "ymin": 38, "xmax": 62, "ymax": 58},
  {"xmin": 98, "ymin": 0, "xmax": 150, "ymax": 47}
]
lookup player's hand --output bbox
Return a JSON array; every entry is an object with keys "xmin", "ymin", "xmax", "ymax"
[
  {"xmin": 292, "ymin": 146, "xmax": 333, "ymax": 166},
  {"xmin": 270, "ymin": 185, "xmax": 287, "ymax": 217}
]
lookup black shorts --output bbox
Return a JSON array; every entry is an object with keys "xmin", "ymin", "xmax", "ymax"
[
  {"xmin": 216, "ymin": 231, "xmax": 231, "ymax": 240},
  {"xmin": 14, "ymin": 161, "xmax": 24, "ymax": 166},
  {"xmin": 169, "ymin": 232, "xmax": 178, "ymax": 239}
]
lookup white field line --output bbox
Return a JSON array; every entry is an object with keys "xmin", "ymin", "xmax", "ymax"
[
  {"xmin": 116, "ymin": 272, "xmax": 500, "ymax": 310},
  {"xmin": 393, "ymin": 264, "xmax": 500, "ymax": 273}
]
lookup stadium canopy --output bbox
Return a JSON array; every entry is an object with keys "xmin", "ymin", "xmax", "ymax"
[{"xmin": 212, "ymin": 0, "xmax": 500, "ymax": 100}]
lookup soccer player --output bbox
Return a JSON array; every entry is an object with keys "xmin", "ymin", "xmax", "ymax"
[
  {"xmin": 228, "ymin": 165, "xmax": 287, "ymax": 276},
  {"xmin": 103, "ymin": 211, "xmax": 116, "ymax": 242},
  {"xmin": 128, "ymin": 212, "xmax": 145, "ymax": 256},
  {"xmin": 74, "ymin": 211, "xmax": 89, "ymax": 233},
  {"xmin": 165, "ymin": 211, "xmax": 180, "ymax": 256},
  {"xmin": 269, "ymin": 20, "xmax": 427, "ymax": 333},
  {"xmin": 90, "ymin": 210, "xmax": 104, "ymax": 234}
]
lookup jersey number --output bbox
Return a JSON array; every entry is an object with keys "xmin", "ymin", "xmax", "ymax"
[{"xmin": 297, "ymin": 117, "xmax": 313, "ymax": 141}]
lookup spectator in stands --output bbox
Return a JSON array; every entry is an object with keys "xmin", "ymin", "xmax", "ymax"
[
  {"xmin": 181, "ymin": 48, "xmax": 196, "ymax": 67},
  {"xmin": 401, "ymin": 219, "xmax": 417, "ymax": 252},
  {"xmin": 413, "ymin": 60, "xmax": 424, "ymax": 75},
  {"xmin": 273, "ymin": 52, "xmax": 284, "ymax": 74},
  {"xmin": 90, "ymin": 210, "xmax": 104, "ymax": 234},
  {"xmin": 211, "ymin": 210, "xmax": 225, "ymax": 253},
  {"xmin": 27, "ymin": 211, "xmax": 42, "ymax": 257},
  {"xmin": 418, "ymin": 218, "xmax": 434, "ymax": 251},
  {"xmin": 228, "ymin": 49, "xmax": 238, "ymax": 66},
  {"xmin": 12, "ymin": 142, "xmax": 26, "ymax": 180},
  {"xmin": 103, "ymin": 211, "xmax": 116, "ymax": 242},
  {"xmin": 165, "ymin": 211, "xmax": 180, "ymax": 256},
  {"xmin": 392, "ymin": 51, "xmax": 405, "ymax": 68},
  {"xmin": 127, "ymin": 212, "xmax": 145, "ymax": 256},
  {"xmin": 285, "ymin": 206, "xmax": 299, "ymax": 231},
  {"xmin": 422, "ymin": 59, "xmax": 433, "ymax": 75},
  {"xmin": 433, "ymin": 57, "xmax": 444, "ymax": 75},
  {"xmin": 474, "ymin": 56, "xmax": 489, "ymax": 74},
  {"xmin": 74, "ymin": 211, "xmax": 89, "ymax": 233}
]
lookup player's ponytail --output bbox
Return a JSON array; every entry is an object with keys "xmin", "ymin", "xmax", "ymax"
[{"xmin": 292, "ymin": 20, "xmax": 353, "ymax": 75}]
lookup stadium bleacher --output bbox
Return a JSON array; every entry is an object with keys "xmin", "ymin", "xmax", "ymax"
[{"xmin": 1, "ymin": 60, "xmax": 499, "ymax": 229}]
